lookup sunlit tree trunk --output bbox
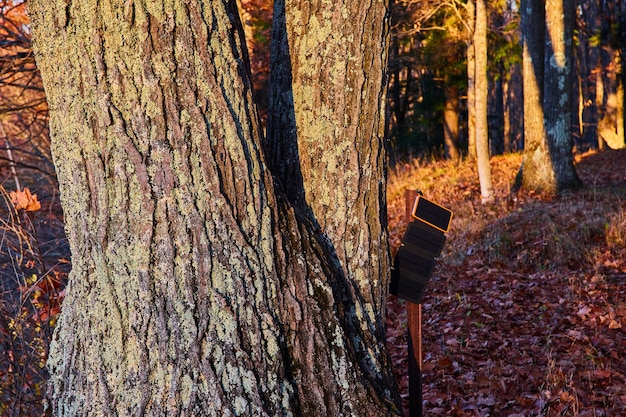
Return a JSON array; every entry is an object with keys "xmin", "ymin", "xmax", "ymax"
[
  {"xmin": 597, "ymin": 53, "xmax": 626, "ymax": 150},
  {"xmin": 520, "ymin": 0, "xmax": 550, "ymax": 190},
  {"xmin": 618, "ymin": 70, "xmax": 625, "ymax": 147},
  {"xmin": 29, "ymin": 0, "xmax": 400, "ymax": 415},
  {"xmin": 474, "ymin": 0, "xmax": 494, "ymax": 203},
  {"xmin": 466, "ymin": 0, "xmax": 477, "ymax": 159},
  {"xmin": 444, "ymin": 84, "xmax": 461, "ymax": 161},
  {"xmin": 266, "ymin": 1, "xmax": 397, "ymax": 402},
  {"xmin": 597, "ymin": 55, "xmax": 606, "ymax": 150},
  {"xmin": 619, "ymin": 0, "xmax": 626, "ymax": 148},
  {"xmin": 542, "ymin": 0, "xmax": 581, "ymax": 190},
  {"xmin": 519, "ymin": 0, "xmax": 581, "ymax": 193}
]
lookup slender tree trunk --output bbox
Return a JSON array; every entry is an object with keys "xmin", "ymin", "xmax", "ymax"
[
  {"xmin": 503, "ymin": 73, "xmax": 511, "ymax": 153},
  {"xmin": 444, "ymin": 84, "xmax": 461, "ymax": 161},
  {"xmin": 389, "ymin": 39, "xmax": 407, "ymax": 150},
  {"xmin": 474, "ymin": 0, "xmax": 494, "ymax": 203},
  {"xmin": 466, "ymin": 0, "xmax": 477, "ymax": 159},
  {"xmin": 596, "ymin": 53, "xmax": 606, "ymax": 150},
  {"xmin": 617, "ymin": 55, "xmax": 625, "ymax": 147},
  {"xmin": 29, "ymin": 0, "xmax": 400, "ymax": 415},
  {"xmin": 490, "ymin": 72, "xmax": 504, "ymax": 155},
  {"xmin": 578, "ymin": 71, "xmax": 584, "ymax": 150},
  {"xmin": 620, "ymin": 0, "xmax": 626, "ymax": 146}
]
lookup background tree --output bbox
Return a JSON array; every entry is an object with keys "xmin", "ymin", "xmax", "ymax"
[
  {"xmin": 467, "ymin": 0, "xmax": 477, "ymax": 158},
  {"xmin": 489, "ymin": 1, "xmax": 522, "ymax": 153},
  {"xmin": 474, "ymin": 0, "xmax": 495, "ymax": 202},
  {"xmin": 444, "ymin": 81, "xmax": 461, "ymax": 160},
  {"xmin": 0, "ymin": 0, "xmax": 52, "ymax": 188},
  {"xmin": 519, "ymin": 0, "xmax": 581, "ymax": 193},
  {"xmin": 542, "ymin": 0, "xmax": 581, "ymax": 190},
  {"xmin": 387, "ymin": 0, "xmax": 467, "ymax": 158},
  {"xmin": 386, "ymin": 0, "xmax": 520, "ymax": 164},
  {"xmin": 520, "ymin": 0, "xmax": 548, "ymax": 189},
  {"xmin": 29, "ymin": 0, "xmax": 400, "ymax": 415},
  {"xmin": 237, "ymin": 0, "xmax": 273, "ymax": 122},
  {"xmin": 591, "ymin": 0, "xmax": 626, "ymax": 149}
]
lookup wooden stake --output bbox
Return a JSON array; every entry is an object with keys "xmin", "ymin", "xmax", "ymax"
[{"xmin": 405, "ymin": 189, "xmax": 422, "ymax": 417}]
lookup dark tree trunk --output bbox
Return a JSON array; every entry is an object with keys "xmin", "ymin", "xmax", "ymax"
[{"xmin": 503, "ymin": 73, "xmax": 511, "ymax": 153}]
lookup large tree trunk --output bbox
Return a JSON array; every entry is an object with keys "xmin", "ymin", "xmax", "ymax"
[
  {"xmin": 520, "ymin": 0, "xmax": 551, "ymax": 190},
  {"xmin": 29, "ymin": 0, "xmax": 399, "ymax": 415},
  {"xmin": 266, "ymin": 0, "xmax": 396, "ymax": 396},
  {"xmin": 519, "ymin": 0, "xmax": 580, "ymax": 193},
  {"xmin": 543, "ymin": 0, "xmax": 581, "ymax": 191},
  {"xmin": 474, "ymin": 0, "xmax": 494, "ymax": 203}
]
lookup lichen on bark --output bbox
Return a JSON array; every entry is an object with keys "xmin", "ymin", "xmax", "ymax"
[{"xmin": 29, "ymin": 0, "xmax": 400, "ymax": 415}]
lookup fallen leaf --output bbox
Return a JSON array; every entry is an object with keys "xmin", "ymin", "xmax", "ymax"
[
  {"xmin": 608, "ymin": 319, "xmax": 622, "ymax": 329},
  {"xmin": 576, "ymin": 305, "xmax": 592, "ymax": 320},
  {"xmin": 10, "ymin": 188, "xmax": 41, "ymax": 212},
  {"xmin": 567, "ymin": 329, "xmax": 588, "ymax": 341}
]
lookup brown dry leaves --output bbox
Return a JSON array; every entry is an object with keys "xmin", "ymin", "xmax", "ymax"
[
  {"xmin": 387, "ymin": 150, "xmax": 626, "ymax": 416},
  {"xmin": 10, "ymin": 188, "xmax": 41, "ymax": 212}
]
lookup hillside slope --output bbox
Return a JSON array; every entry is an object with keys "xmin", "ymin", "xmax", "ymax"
[{"xmin": 387, "ymin": 150, "xmax": 626, "ymax": 416}]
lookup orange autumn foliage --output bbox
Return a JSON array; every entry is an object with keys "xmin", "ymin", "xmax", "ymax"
[{"xmin": 10, "ymin": 187, "xmax": 41, "ymax": 211}]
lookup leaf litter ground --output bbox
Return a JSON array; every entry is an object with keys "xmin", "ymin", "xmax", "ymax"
[{"xmin": 386, "ymin": 149, "xmax": 626, "ymax": 416}]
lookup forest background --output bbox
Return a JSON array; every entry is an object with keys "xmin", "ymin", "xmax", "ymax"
[{"xmin": 0, "ymin": 0, "xmax": 624, "ymax": 415}]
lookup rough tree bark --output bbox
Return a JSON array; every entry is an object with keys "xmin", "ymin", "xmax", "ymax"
[
  {"xmin": 520, "ymin": 0, "xmax": 551, "ymax": 190},
  {"xmin": 266, "ymin": 0, "xmax": 396, "ymax": 396},
  {"xmin": 542, "ymin": 0, "xmax": 581, "ymax": 191},
  {"xmin": 29, "ymin": 0, "xmax": 400, "ymax": 415},
  {"xmin": 519, "ymin": 0, "xmax": 581, "ymax": 192}
]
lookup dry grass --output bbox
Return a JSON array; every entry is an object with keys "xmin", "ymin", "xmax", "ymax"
[{"xmin": 0, "ymin": 181, "xmax": 68, "ymax": 416}]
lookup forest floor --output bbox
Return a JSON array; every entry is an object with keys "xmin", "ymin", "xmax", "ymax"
[
  {"xmin": 386, "ymin": 149, "xmax": 626, "ymax": 416},
  {"xmin": 1, "ymin": 147, "xmax": 625, "ymax": 416}
]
